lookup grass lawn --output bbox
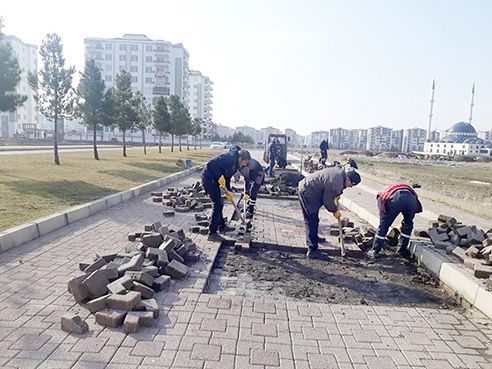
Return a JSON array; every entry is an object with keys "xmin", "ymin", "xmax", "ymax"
[{"xmin": 0, "ymin": 146, "xmax": 216, "ymax": 231}]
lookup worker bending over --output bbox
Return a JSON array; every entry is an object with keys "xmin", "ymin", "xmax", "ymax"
[
  {"xmin": 239, "ymin": 158, "xmax": 265, "ymax": 219},
  {"xmin": 298, "ymin": 166, "xmax": 361, "ymax": 259},
  {"xmin": 368, "ymin": 183, "xmax": 423, "ymax": 259},
  {"xmin": 201, "ymin": 147, "xmax": 251, "ymax": 241}
]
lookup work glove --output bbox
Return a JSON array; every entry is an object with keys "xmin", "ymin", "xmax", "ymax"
[
  {"xmin": 243, "ymin": 194, "xmax": 250, "ymax": 202},
  {"xmin": 225, "ymin": 192, "xmax": 234, "ymax": 203},
  {"xmin": 333, "ymin": 210, "xmax": 342, "ymax": 219},
  {"xmin": 335, "ymin": 195, "xmax": 341, "ymax": 202},
  {"xmin": 218, "ymin": 176, "xmax": 226, "ymax": 187}
]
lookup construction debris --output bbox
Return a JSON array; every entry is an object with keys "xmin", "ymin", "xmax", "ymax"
[
  {"xmin": 150, "ymin": 182, "xmax": 211, "ymax": 212},
  {"xmin": 420, "ymin": 214, "xmax": 492, "ymax": 277},
  {"xmin": 66, "ymin": 220, "xmax": 201, "ymax": 333}
]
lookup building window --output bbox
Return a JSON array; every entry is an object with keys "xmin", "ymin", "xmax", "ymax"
[
  {"xmin": 105, "ymin": 75, "xmax": 112, "ymax": 82},
  {"xmin": 131, "ymin": 45, "xmax": 138, "ymax": 51},
  {"xmin": 145, "ymin": 77, "xmax": 153, "ymax": 83},
  {"xmin": 130, "ymin": 66, "xmax": 138, "ymax": 72},
  {"xmin": 119, "ymin": 44, "xmax": 127, "ymax": 50},
  {"xmin": 146, "ymin": 45, "xmax": 153, "ymax": 52},
  {"xmin": 105, "ymin": 43, "xmax": 112, "ymax": 50},
  {"xmin": 105, "ymin": 54, "xmax": 112, "ymax": 61},
  {"xmin": 119, "ymin": 55, "xmax": 126, "ymax": 61},
  {"xmin": 131, "ymin": 76, "xmax": 138, "ymax": 83},
  {"xmin": 145, "ymin": 56, "xmax": 152, "ymax": 62},
  {"xmin": 105, "ymin": 65, "xmax": 112, "ymax": 72},
  {"xmin": 145, "ymin": 67, "xmax": 153, "ymax": 73},
  {"xmin": 131, "ymin": 55, "xmax": 138, "ymax": 62}
]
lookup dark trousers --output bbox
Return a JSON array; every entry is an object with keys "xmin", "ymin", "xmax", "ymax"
[
  {"xmin": 201, "ymin": 176, "xmax": 225, "ymax": 233},
  {"xmin": 268, "ymin": 153, "xmax": 275, "ymax": 175},
  {"xmin": 246, "ymin": 182, "xmax": 260, "ymax": 214},
  {"xmin": 299, "ymin": 194, "xmax": 319, "ymax": 250},
  {"xmin": 319, "ymin": 149, "xmax": 328, "ymax": 163},
  {"xmin": 372, "ymin": 190, "xmax": 418, "ymax": 252}
]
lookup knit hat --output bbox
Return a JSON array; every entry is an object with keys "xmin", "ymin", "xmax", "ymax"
[{"xmin": 346, "ymin": 168, "xmax": 361, "ymax": 186}]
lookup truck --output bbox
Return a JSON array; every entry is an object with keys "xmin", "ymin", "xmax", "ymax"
[{"xmin": 263, "ymin": 133, "xmax": 288, "ymax": 169}]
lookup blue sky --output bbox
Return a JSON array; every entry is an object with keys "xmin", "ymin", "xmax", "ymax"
[{"xmin": 3, "ymin": 0, "xmax": 492, "ymax": 134}]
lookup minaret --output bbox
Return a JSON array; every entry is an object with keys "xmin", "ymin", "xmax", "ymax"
[
  {"xmin": 427, "ymin": 79, "xmax": 436, "ymax": 141},
  {"xmin": 468, "ymin": 83, "xmax": 475, "ymax": 123}
]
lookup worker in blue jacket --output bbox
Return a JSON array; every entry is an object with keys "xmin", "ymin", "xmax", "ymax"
[
  {"xmin": 201, "ymin": 148, "xmax": 251, "ymax": 240},
  {"xmin": 239, "ymin": 158, "xmax": 266, "ymax": 219},
  {"xmin": 319, "ymin": 139, "xmax": 329, "ymax": 164}
]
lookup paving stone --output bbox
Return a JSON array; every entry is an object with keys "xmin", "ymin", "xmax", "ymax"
[
  {"xmin": 142, "ymin": 233, "xmax": 163, "ymax": 248},
  {"xmin": 86, "ymin": 294, "xmax": 110, "ymax": 313},
  {"xmin": 123, "ymin": 313, "xmax": 139, "ymax": 334},
  {"xmin": 107, "ymin": 291, "xmax": 141, "ymax": 310},
  {"xmin": 111, "ymin": 275, "xmax": 134, "ymax": 289},
  {"xmin": 252, "ymin": 322, "xmax": 278, "ymax": 337},
  {"xmin": 128, "ymin": 311, "xmax": 154, "ymax": 327},
  {"xmin": 152, "ymin": 275, "xmax": 171, "ymax": 292},
  {"xmin": 132, "ymin": 281, "xmax": 155, "ymax": 299},
  {"xmin": 250, "ymin": 348, "xmax": 280, "ymax": 366},
  {"xmin": 95, "ymin": 309, "xmax": 126, "ymax": 328},
  {"xmin": 134, "ymin": 298, "xmax": 159, "ymax": 318},
  {"xmin": 200, "ymin": 318, "xmax": 227, "ymax": 332},
  {"xmin": 126, "ymin": 271, "xmax": 154, "ymax": 287},
  {"xmin": 84, "ymin": 257, "xmax": 107, "ymax": 273},
  {"xmin": 117, "ymin": 253, "xmax": 144, "ymax": 273},
  {"xmin": 142, "ymin": 265, "xmax": 159, "ymax": 277},
  {"xmin": 106, "ymin": 281, "xmax": 127, "ymax": 295},
  {"xmin": 67, "ymin": 275, "xmax": 90, "ymax": 303},
  {"xmin": 474, "ymin": 264, "xmax": 492, "ymax": 279},
  {"xmin": 167, "ymin": 249, "xmax": 185, "ymax": 263},
  {"xmin": 131, "ymin": 341, "xmax": 164, "ymax": 357},
  {"xmin": 164, "ymin": 259, "xmax": 188, "ymax": 279},
  {"xmin": 191, "ymin": 343, "xmax": 221, "ymax": 361},
  {"xmin": 79, "ymin": 260, "xmax": 92, "ymax": 272},
  {"xmin": 163, "ymin": 210, "xmax": 175, "ymax": 217},
  {"xmin": 60, "ymin": 314, "xmax": 89, "ymax": 334},
  {"xmin": 466, "ymin": 245, "xmax": 481, "ymax": 258},
  {"xmin": 82, "ymin": 270, "xmax": 110, "ymax": 299},
  {"xmin": 169, "ymin": 225, "xmax": 186, "ymax": 240}
]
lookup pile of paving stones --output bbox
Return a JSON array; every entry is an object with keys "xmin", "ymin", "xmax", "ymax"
[
  {"xmin": 418, "ymin": 214, "xmax": 492, "ymax": 281},
  {"xmin": 327, "ymin": 218, "xmax": 376, "ymax": 250},
  {"xmin": 150, "ymin": 182, "xmax": 212, "ymax": 213},
  {"xmin": 303, "ymin": 156, "xmax": 327, "ymax": 173},
  {"xmin": 64, "ymin": 221, "xmax": 200, "ymax": 334}
]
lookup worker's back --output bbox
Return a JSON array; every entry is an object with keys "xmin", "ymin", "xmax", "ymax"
[{"xmin": 298, "ymin": 166, "xmax": 344, "ymax": 211}]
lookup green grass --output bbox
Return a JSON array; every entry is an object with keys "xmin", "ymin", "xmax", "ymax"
[{"xmin": 0, "ymin": 146, "xmax": 215, "ymax": 231}]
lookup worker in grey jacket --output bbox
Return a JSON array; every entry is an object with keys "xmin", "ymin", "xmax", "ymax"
[{"xmin": 298, "ymin": 166, "xmax": 361, "ymax": 259}]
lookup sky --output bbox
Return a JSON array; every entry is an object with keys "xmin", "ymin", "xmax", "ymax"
[{"xmin": 2, "ymin": 0, "xmax": 492, "ymax": 135}]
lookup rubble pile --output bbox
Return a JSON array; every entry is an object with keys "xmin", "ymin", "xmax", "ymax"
[
  {"xmin": 150, "ymin": 181, "xmax": 212, "ymax": 213},
  {"xmin": 303, "ymin": 156, "xmax": 328, "ymax": 173},
  {"xmin": 419, "ymin": 214, "xmax": 492, "ymax": 282},
  {"xmin": 64, "ymin": 221, "xmax": 201, "ymax": 333}
]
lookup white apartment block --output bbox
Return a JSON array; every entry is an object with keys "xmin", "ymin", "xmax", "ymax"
[
  {"xmin": 329, "ymin": 128, "xmax": 351, "ymax": 149},
  {"xmin": 366, "ymin": 126, "xmax": 393, "ymax": 152},
  {"xmin": 0, "ymin": 35, "xmax": 37, "ymax": 138},
  {"xmin": 188, "ymin": 70, "xmax": 213, "ymax": 139},
  {"xmin": 285, "ymin": 128, "xmax": 299, "ymax": 147},
  {"xmin": 347, "ymin": 129, "xmax": 368, "ymax": 151},
  {"xmin": 261, "ymin": 126, "xmax": 281, "ymax": 143},
  {"xmin": 84, "ymin": 34, "xmax": 189, "ymax": 106},
  {"xmin": 236, "ymin": 125, "xmax": 261, "ymax": 143},
  {"xmin": 215, "ymin": 124, "xmax": 236, "ymax": 139},
  {"xmin": 390, "ymin": 129, "xmax": 404, "ymax": 152},
  {"xmin": 308, "ymin": 131, "xmax": 330, "ymax": 147},
  {"xmin": 402, "ymin": 127, "xmax": 427, "ymax": 152}
]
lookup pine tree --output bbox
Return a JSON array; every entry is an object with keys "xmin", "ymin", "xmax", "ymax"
[
  {"xmin": 152, "ymin": 96, "xmax": 171, "ymax": 154},
  {"xmin": 113, "ymin": 70, "xmax": 136, "ymax": 157}
]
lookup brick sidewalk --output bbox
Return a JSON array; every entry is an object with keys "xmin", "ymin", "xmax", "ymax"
[{"xmin": 1, "ymin": 172, "xmax": 492, "ymax": 368}]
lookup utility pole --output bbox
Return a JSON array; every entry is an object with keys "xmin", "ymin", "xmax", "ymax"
[
  {"xmin": 468, "ymin": 83, "xmax": 475, "ymax": 124},
  {"xmin": 426, "ymin": 79, "xmax": 436, "ymax": 142}
]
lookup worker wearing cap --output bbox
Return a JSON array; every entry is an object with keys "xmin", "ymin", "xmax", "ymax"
[
  {"xmin": 239, "ymin": 158, "xmax": 265, "ymax": 219},
  {"xmin": 201, "ymin": 148, "xmax": 251, "ymax": 241},
  {"xmin": 368, "ymin": 183, "xmax": 423, "ymax": 259},
  {"xmin": 298, "ymin": 166, "xmax": 361, "ymax": 259}
]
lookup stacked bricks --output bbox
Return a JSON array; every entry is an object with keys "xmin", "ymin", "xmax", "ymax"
[
  {"xmin": 419, "ymin": 214, "xmax": 492, "ymax": 278},
  {"xmin": 66, "ymin": 219, "xmax": 201, "ymax": 333},
  {"xmin": 151, "ymin": 181, "xmax": 210, "ymax": 212}
]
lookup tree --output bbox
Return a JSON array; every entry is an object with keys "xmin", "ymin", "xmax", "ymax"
[
  {"xmin": 0, "ymin": 18, "xmax": 27, "ymax": 113},
  {"xmin": 101, "ymin": 88, "xmax": 117, "ymax": 135},
  {"xmin": 191, "ymin": 118, "xmax": 202, "ymax": 150},
  {"xmin": 152, "ymin": 96, "xmax": 171, "ymax": 154},
  {"xmin": 77, "ymin": 59, "xmax": 105, "ymax": 160},
  {"xmin": 134, "ymin": 92, "xmax": 152, "ymax": 155},
  {"xmin": 28, "ymin": 33, "xmax": 75, "ymax": 165},
  {"xmin": 113, "ymin": 70, "xmax": 136, "ymax": 157},
  {"xmin": 169, "ymin": 95, "xmax": 192, "ymax": 152}
]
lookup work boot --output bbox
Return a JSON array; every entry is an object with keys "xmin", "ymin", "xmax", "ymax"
[
  {"xmin": 245, "ymin": 211, "xmax": 254, "ymax": 220},
  {"xmin": 306, "ymin": 249, "xmax": 330, "ymax": 261},
  {"xmin": 367, "ymin": 249, "xmax": 382, "ymax": 260},
  {"xmin": 208, "ymin": 232, "xmax": 224, "ymax": 242},
  {"xmin": 218, "ymin": 225, "xmax": 235, "ymax": 234},
  {"xmin": 396, "ymin": 247, "xmax": 412, "ymax": 259}
]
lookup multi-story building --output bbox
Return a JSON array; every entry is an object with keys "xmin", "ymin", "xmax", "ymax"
[
  {"xmin": 215, "ymin": 124, "xmax": 236, "ymax": 139},
  {"xmin": 260, "ymin": 126, "xmax": 281, "ymax": 143},
  {"xmin": 402, "ymin": 127, "xmax": 427, "ymax": 152},
  {"xmin": 284, "ymin": 128, "xmax": 299, "ymax": 147},
  {"xmin": 329, "ymin": 128, "xmax": 350, "ymax": 149},
  {"xmin": 347, "ymin": 129, "xmax": 368, "ymax": 151},
  {"xmin": 0, "ymin": 35, "xmax": 37, "ymax": 138},
  {"xmin": 390, "ymin": 129, "xmax": 404, "ymax": 152},
  {"xmin": 236, "ymin": 125, "xmax": 261, "ymax": 143},
  {"xmin": 308, "ymin": 131, "xmax": 330, "ymax": 147},
  {"xmin": 187, "ymin": 70, "xmax": 213, "ymax": 139},
  {"xmin": 366, "ymin": 126, "xmax": 392, "ymax": 152},
  {"xmin": 84, "ymin": 34, "xmax": 189, "ymax": 105}
]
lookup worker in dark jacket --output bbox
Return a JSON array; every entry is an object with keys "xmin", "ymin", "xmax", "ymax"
[
  {"xmin": 368, "ymin": 183, "xmax": 423, "ymax": 259},
  {"xmin": 201, "ymin": 148, "xmax": 251, "ymax": 240},
  {"xmin": 239, "ymin": 158, "xmax": 265, "ymax": 219},
  {"xmin": 298, "ymin": 166, "xmax": 361, "ymax": 259},
  {"xmin": 319, "ymin": 139, "xmax": 329, "ymax": 164},
  {"xmin": 268, "ymin": 139, "xmax": 277, "ymax": 176}
]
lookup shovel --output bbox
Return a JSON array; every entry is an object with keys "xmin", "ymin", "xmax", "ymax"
[{"xmin": 336, "ymin": 198, "xmax": 346, "ymax": 257}]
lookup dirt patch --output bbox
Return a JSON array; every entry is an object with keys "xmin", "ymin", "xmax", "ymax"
[{"xmin": 206, "ymin": 246, "xmax": 458, "ymax": 309}]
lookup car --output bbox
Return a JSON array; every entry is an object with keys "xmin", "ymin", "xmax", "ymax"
[
  {"xmin": 210, "ymin": 142, "xmax": 224, "ymax": 149},
  {"xmin": 223, "ymin": 142, "xmax": 233, "ymax": 149}
]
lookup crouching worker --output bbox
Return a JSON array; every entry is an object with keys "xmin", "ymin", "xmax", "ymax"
[
  {"xmin": 201, "ymin": 148, "xmax": 251, "ymax": 241},
  {"xmin": 368, "ymin": 183, "xmax": 423, "ymax": 260},
  {"xmin": 298, "ymin": 166, "xmax": 361, "ymax": 260},
  {"xmin": 239, "ymin": 158, "xmax": 265, "ymax": 219}
]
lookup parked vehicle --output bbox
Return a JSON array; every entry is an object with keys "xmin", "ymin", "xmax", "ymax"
[{"xmin": 210, "ymin": 142, "xmax": 224, "ymax": 149}]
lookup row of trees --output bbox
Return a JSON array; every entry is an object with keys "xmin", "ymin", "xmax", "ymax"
[
  {"xmin": 211, "ymin": 131, "xmax": 255, "ymax": 144},
  {"xmin": 1, "ymin": 19, "xmax": 203, "ymax": 165}
]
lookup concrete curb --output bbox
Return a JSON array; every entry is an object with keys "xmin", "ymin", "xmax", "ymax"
[
  {"xmin": 290, "ymin": 153, "xmax": 492, "ymax": 319},
  {"xmin": 0, "ymin": 164, "xmax": 204, "ymax": 253}
]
